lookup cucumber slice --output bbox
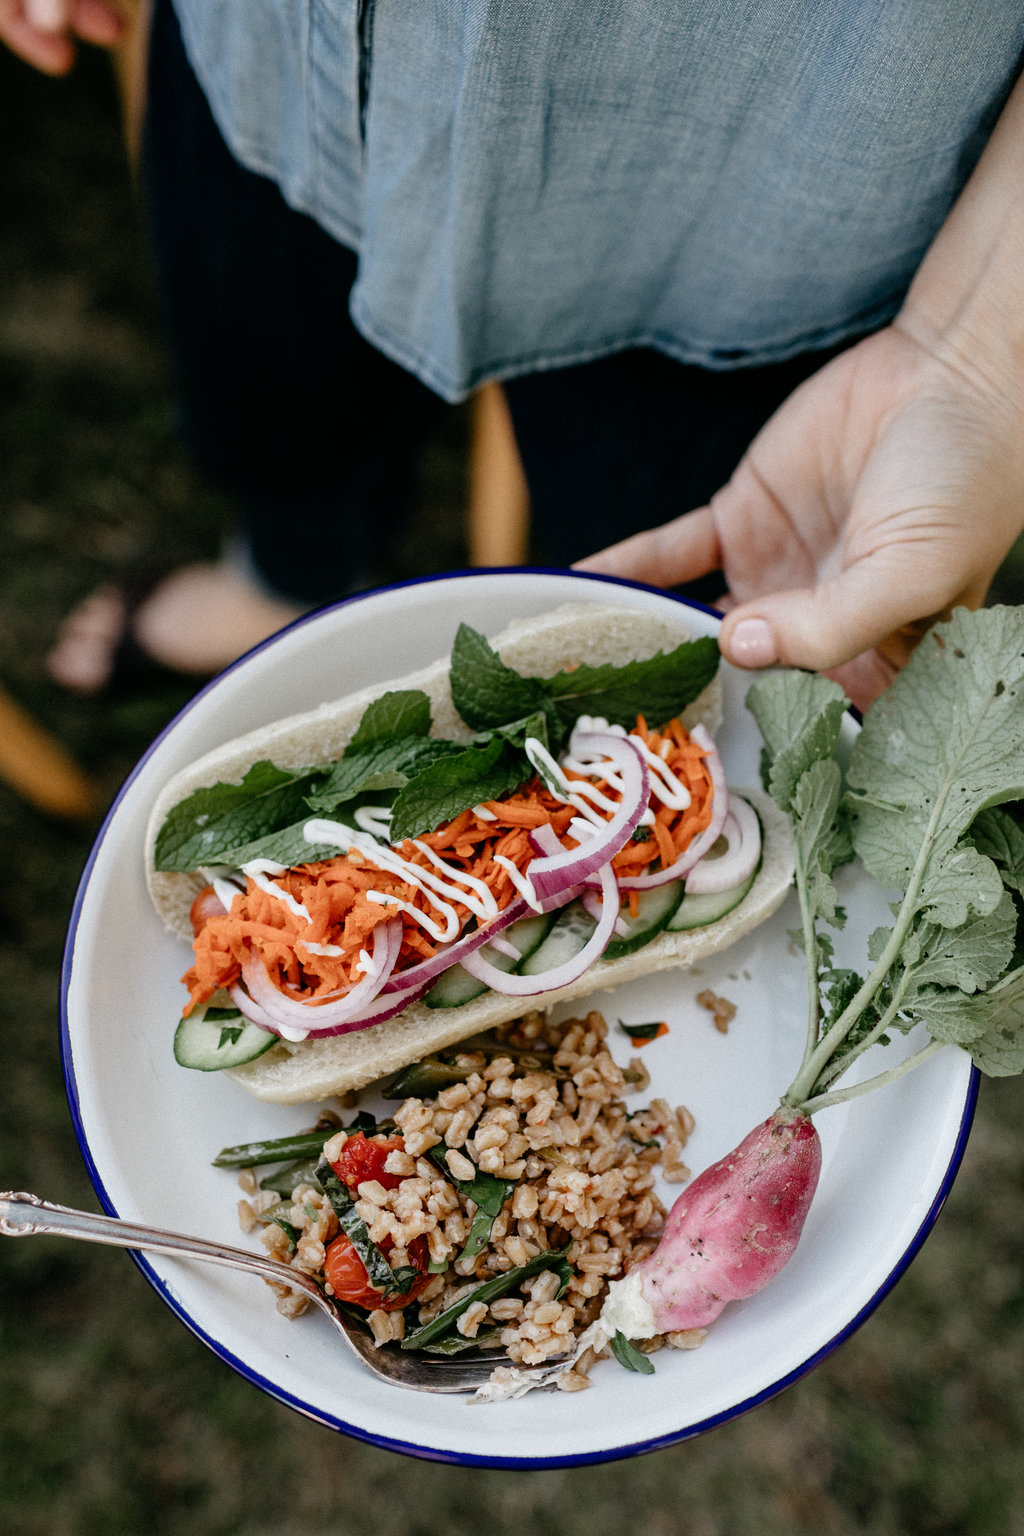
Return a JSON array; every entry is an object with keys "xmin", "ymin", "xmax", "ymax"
[
  {"xmin": 424, "ymin": 911, "xmax": 557, "ymax": 1008},
  {"xmin": 603, "ymin": 881, "xmax": 685, "ymax": 959},
  {"xmin": 519, "ymin": 901, "xmax": 597, "ymax": 976},
  {"xmin": 174, "ymin": 1006, "xmax": 277, "ymax": 1070},
  {"xmin": 665, "ymin": 867, "xmax": 758, "ymax": 931}
]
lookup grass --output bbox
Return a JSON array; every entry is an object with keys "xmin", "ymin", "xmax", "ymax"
[{"xmin": 1, "ymin": 37, "xmax": 1024, "ymax": 1536}]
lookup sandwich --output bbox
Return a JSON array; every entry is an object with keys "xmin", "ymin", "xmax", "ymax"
[{"xmin": 145, "ymin": 603, "xmax": 795, "ymax": 1103}]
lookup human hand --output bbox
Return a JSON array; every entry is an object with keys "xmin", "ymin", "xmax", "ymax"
[
  {"xmin": 0, "ymin": 0, "xmax": 124, "ymax": 75},
  {"xmin": 576, "ymin": 322, "xmax": 1024, "ymax": 710}
]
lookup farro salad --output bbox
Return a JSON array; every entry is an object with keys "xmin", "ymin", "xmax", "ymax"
[{"xmin": 218, "ymin": 1009, "xmax": 708, "ymax": 1388}]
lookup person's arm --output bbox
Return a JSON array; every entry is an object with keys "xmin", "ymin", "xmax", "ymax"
[
  {"xmin": 578, "ymin": 70, "xmax": 1024, "ymax": 709},
  {"xmin": 1, "ymin": 0, "xmax": 124, "ymax": 75}
]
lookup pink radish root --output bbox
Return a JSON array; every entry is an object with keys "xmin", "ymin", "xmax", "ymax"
[{"xmin": 633, "ymin": 1107, "xmax": 822, "ymax": 1331}]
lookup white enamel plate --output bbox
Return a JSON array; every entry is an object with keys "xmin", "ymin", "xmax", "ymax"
[{"xmin": 61, "ymin": 570, "xmax": 976, "ymax": 1467}]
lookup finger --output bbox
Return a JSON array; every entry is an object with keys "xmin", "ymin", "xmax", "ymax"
[
  {"xmin": 3, "ymin": 12, "xmax": 75, "ymax": 71},
  {"xmin": 719, "ymin": 548, "xmax": 957, "ymax": 676},
  {"xmin": 73, "ymin": 0, "xmax": 124, "ymax": 45},
  {"xmin": 573, "ymin": 506, "xmax": 722, "ymax": 586}
]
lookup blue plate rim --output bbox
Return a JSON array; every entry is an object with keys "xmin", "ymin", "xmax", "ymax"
[{"xmin": 59, "ymin": 565, "xmax": 978, "ymax": 1468}]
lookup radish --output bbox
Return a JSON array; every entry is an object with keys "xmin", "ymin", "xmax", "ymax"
[
  {"xmin": 620, "ymin": 1108, "xmax": 821, "ymax": 1335},
  {"xmin": 596, "ymin": 607, "xmax": 1024, "ymax": 1363},
  {"xmin": 474, "ymin": 608, "xmax": 1024, "ymax": 1399}
]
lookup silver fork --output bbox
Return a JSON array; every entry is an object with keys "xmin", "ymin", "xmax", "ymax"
[{"xmin": 0, "ymin": 1190, "xmax": 509, "ymax": 1393}]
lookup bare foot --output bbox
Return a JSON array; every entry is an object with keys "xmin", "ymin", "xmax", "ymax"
[
  {"xmin": 133, "ymin": 563, "xmax": 304, "ymax": 674},
  {"xmin": 47, "ymin": 564, "xmax": 304, "ymax": 692},
  {"xmin": 47, "ymin": 585, "xmax": 131, "ymax": 692}
]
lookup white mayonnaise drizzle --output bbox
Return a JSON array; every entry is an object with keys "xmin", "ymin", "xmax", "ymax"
[
  {"xmin": 301, "ymin": 817, "xmax": 506, "ymax": 946},
  {"xmin": 239, "ymin": 859, "xmax": 312, "ymax": 923}
]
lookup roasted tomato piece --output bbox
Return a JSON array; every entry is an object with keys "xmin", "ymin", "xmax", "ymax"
[
  {"xmin": 332, "ymin": 1131, "xmax": 407, "ymax": 1192},
  {"xmin": 323, "ymin": 1231, "xmax": 431, "ymax": 1312}
]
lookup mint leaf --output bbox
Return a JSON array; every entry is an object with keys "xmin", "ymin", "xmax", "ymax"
[
  {"xmin": 206, "ymin": 820, "xmax": 344, "ymax": 871},
  {"xmin": 449, "ymin": 623, "xmax": 557, "ymax": 734},
  {"xmin": 348, "ymin": 689, "xmax": 432, "ymax": 748},
  {"xmin": 153, "ymin": 761, "xmax": 326, "ymax": 872},
  {"xmin": 448, "ymin": 623, "xmax": 719, "ymax": 743},
  {"xmin": 305, "ymin": 735, "xmax": 462, "ymax": 814},
  {"xmin": 544, "ymin": 637, "xmax": 719, "ymax": 731},
  {"xmin": 389, "ymin": 736, "xmax": 530, "ymax": 842}
]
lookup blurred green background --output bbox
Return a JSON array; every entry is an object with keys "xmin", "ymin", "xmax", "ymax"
[{"xmin": 2, "ymin": 39, "xmax": 1023, "ymax": 1536}]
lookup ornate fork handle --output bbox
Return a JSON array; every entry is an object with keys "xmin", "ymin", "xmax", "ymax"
[{"xmin": 0, "ymin": 1190, "xmax": 323, "ymax": 1304}]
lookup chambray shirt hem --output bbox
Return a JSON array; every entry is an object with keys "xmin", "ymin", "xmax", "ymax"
[{"xmin": 348, "ymin": 291, "xmax": 903, "ymax": 404}]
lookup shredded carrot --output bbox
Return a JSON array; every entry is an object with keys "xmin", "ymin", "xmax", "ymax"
[{"xmin": 183, "ymin": 716, "xmax": 716, "ymax": 1015}]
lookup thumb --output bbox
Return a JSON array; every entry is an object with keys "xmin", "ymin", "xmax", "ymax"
[{"xmin": 719, "ymin": 550, "xmax": 953, "ymax": 677}]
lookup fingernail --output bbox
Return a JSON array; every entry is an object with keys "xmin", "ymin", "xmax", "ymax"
[{"xmin": 728, "ymin": 617, "xmax": 778, "ymax": 669}]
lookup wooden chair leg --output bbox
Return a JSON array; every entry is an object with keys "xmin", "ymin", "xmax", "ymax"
[
  {"xmin": 467, "ymin": 382, "xmax": 530, "ymax": 567},
  {"xmin": 0, "ymin": 686, "xmax": 97, "ymax": 820}
]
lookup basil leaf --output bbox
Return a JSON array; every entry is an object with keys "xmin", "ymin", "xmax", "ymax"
[
  {"xmin": 401, "ymin": 1248, "xmax": 570, "ymax": 1350},
  {"xmin": 416, "ymin": 1326, "xmax": 505, "ymax": 1355},
  {"xmin": 314, "ymin": 1156, "xmax": 408, "ymax": 1298},
  {"xmin": 610, "ymin": 1330, "xmax": 656, "ymax": 1374},
  {"xmin": 425, "ymin": 1145, "xmax": 516, "ymax": 1262},
  {"xmin": 153, "ymin": 761, "xmax": 326, "ymax": 872}
]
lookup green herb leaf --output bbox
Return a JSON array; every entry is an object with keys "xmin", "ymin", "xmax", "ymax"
[
  {"xmin": 972, "ymin": 804, "xmax": 1024, "ymax": 897},
  {"xmin": 965, "ymin": 967, "xmax": 1024, "ymax": 1075},
  {"xmin": 845, "ymin": 609, "xmax": 1024, "ymax": 901},
  {"xmin": 153, "ymin": 761, "xmax": 326, "ymax": 872},
  {"xmin": 348, "ymin": 689, "xmax": 432, "ymax": 748},
  {"xmin": 305, "ymin": 734, "xmax": 463, "ymax": 816},
  {"xmin": 746, "ymin": 671, "xmax": 848, "ymax": 813},
  {"xmin": 544, "ymin": 637, "xmax": 720, "ymax": 732},
  {"xmin": 610, "ymin": 1330, "xmax": 656, "ymax": 1374},
  {"xmin": 315, "ymin": 1157, "xmax": 415, "ymax": 1298},
  {"xmin": 389, "ymin": 735, "xmax": 530, "ymax": 842},
  {"xmin": 401, "ymin": 1248, "xmax": 570, "ymax": 1350},
  {"xmin": 448, "ymin": 623, "xmax": 720, "ymax": 745},
  {"xmin": 449, "ymin": 624, "xmax": 558, "ymax": 735},
  {"xmin": 426, "ymin": 1145, "xmax": 516, "ymax": 1263}
]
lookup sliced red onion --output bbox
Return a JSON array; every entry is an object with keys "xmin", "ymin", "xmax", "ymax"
[
  {"xmin": 237, "ymin": 917, "xmax": 403, "ymax": 1037},
  {"xmin": 684, "ymin": 794, "xmax": 761, "ymax": 895},
  {"xmin": 581, "ymin": 885, "xmax": 629, "ymax": 937},
  {"xmin": 525, "ymin": 732, "xmax": 649, "ymax": 903},
  {"xmin": 377, "ymin": 894, "xmax": 530, "ymax": 994},
  {"xmin": 611, "ymin": 724, "xmax": 729, "ymax": 891},
  {"xmin": 229, "ymin": 973, "xmax": 431, "ymax": 1040},
  {"xmin": 459, "ymin": 862, "xmax": 620, "ymax": 996}
]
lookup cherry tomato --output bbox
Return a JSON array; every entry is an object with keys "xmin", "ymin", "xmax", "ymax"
[
  {"xmin": 333, "ymin": 1131, "xmax": 407, "ymax": 1192},
  {"xmin": 323, "ymin": 1231, "xmax": 431, "ymax": 1311},
  {"xmin": 189, "ymin": 884, "xmax": 228, "ymax": 934}
]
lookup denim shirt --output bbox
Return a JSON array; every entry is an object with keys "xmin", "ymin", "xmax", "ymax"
[{"xmin": 173, "ymin": 1, "xmax": 1024, "ymax": 402}]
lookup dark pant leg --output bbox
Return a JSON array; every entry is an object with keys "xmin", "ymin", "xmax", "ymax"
[
  {"xmin": 503, "ymin": 345, "xmax": 842, "ymax": 586},
  {"xmin": 142, "ymin": 0, "xmax": 443, "ymax": 606}
]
